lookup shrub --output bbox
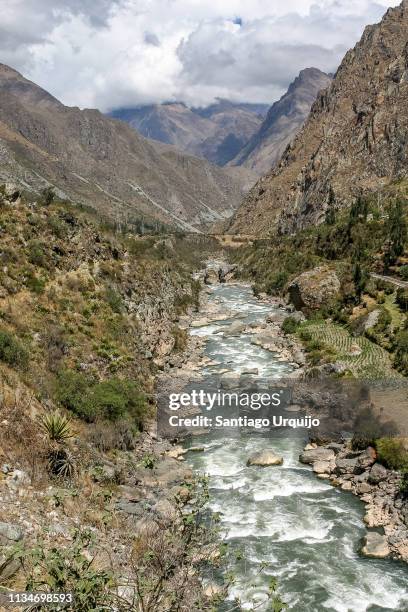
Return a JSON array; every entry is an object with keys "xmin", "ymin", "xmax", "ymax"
[
  {"xmin": 27, "ymin": 240, "xmax": 47, "ymax": 267},
  {"xmin": 400, "ymin": 265, "xmax": 408, "ymax": 281},
  {"xmin": 282, "ymin": 316, "xmax": 300, "ymax": 335},
  {"xmin": 56, "ymin": 370, "xmax": 147, "ymax": 426},
  {"xmin": 26, "ymin": 272, "xmax": 46, "ymax": 294},
  {"xmin": 400, "ymin": 470, "xmax": 408, "ymax": 498},
  {"xmin": 396, "ymin": 288, "xmax": 408, "ymax": 312},
  {"xmin": 376, "ymin": 437, "xmax": 408, "ymax": 471},
  {"xmin": 15, "ymin": 529, "xmax": 114, "ymax": 611},
  {"xmin": 104, "ymin": 286, "xmax": 123, "ymax": 313},
  {"xmin": 56, "ymin": 370, "xmax": 93, "ymax": 420},
  {"xmin": 0, "ymin": 328, "xmax": 29, "ymax": 368},
  {"xmin": 394, "ymin": 329, "xmax": 408, "ymax": 375},
  {"xmin": 41, "ymin": 186, "xmax": 55, "ymax": 206},
  {"xmin": 351, "ymin": 433, "xmax": 376, "ymax": 451},
  {"xmin": 89, "ymin": 378, "xmax": 147, "ymax": 425}
]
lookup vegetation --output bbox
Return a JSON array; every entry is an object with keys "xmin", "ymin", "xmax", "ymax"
[
  {"xmin": 376, "ymin": 438, "xmax": 408, "ymax": 471},
  {"xmin": 0, "ymin": 328, "xmax": 29, "ymax": 369}
]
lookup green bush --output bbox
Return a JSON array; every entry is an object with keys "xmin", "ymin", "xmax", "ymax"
[
  {"xmin": 376, "ymin": 437, "xmax": 408, "ymax": 471},
  {"xmin": 282, "ymin": 316, "xmax": 300, "ymax": 334},
  {"xmin": 15, "ymin": 529, "xmax": 114, "ymax": 611},
  {"xmin": 400, "ymin": 265, "xmax": 408, "ymax": 281},
  {"xmin": 394, "ymin": 329, "xmax": 408, "ymax": 375},
  {"xmin": 0, "ymin": 328, "xmax": 29, "ymax": 368},
  {"xmin": 396, "ymin": 288, "xmax": 408, "ymax": 312},
  {"xmin": 56, "ymin": 370, "xmax": 93, "ymax": 420},
  {"xmin": 56, "ymin": 370, "xmax": 147, "ymax": 426}
]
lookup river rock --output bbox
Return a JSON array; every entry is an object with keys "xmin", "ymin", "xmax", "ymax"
[
  {"xmin": 166, "ymin": 446, "xmax": 187, "ymax": 459},
  {"xmin": 299, "ymin": 447, "xmax": 335, "ymax": 464},
  {"xmin": 335, "ymin": 457, "xmax": 364, "ymax": 475},
  {"xmin": 357, "ymin": 447, "xmax": 377, "ymax": 469},
  {"xmin": 224, "ymin": 322, "xmax": 246, "ymax": 336},
  {"xmin": 368, "ymin": 463, "xmax": 388, "ymax": 484},
  {"xmin": 361, "ymin": 532, "xmax": 390, "ymax": 558},
  {"xmin": 204, "ymin": 269, "xmax": 220, "ymax": 285},
  {"xmin": 247, "ymin": 450, "xmax": 283, "ymax": 467},
  {"xmin": 312, "ymin": 461, "xmax": 333, "ymax": 474}
]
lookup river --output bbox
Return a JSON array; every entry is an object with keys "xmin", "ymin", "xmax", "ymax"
[{"xmin": 184, "ymin": 282, "xmax": 408, "ymax": 611}]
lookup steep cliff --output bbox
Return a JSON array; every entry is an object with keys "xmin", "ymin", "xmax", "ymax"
[
  {"xmin": 228, "ymin": 1, "xmax": 408, "ymax": 236},
  {"xmin": 230, "ymin": 68, "xmax": 331, "ymax": 176}
]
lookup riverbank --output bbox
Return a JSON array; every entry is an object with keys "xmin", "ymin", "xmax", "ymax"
[
  {"xmin": 164, "ymin": 262, "xmax": 408, "ymax": 610},
  {"xmin": 300, "ymin": 441, "xmax": 408, "ymax": 561}
]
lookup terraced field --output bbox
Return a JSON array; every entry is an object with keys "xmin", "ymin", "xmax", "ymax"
[{"xmin": 302, "ymin": 321, "xmax": 400, "ymax": 379}]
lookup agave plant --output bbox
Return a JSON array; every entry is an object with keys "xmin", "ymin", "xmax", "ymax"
[
  {"xmin": 47, "ymin": 446, "xmax": 76, "ymax": 479},
  {"xmin": 39, "ymin": 411, "xmax": 75, "ymax": 443}
]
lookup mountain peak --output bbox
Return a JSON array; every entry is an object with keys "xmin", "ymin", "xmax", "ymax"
[
  {"xmin": 228, "ymin": 0, "xmax": 408, "ymax": 236},
  {"xmin": 229, "ymin": 67, "xmax": 331, "ymax": 176}
]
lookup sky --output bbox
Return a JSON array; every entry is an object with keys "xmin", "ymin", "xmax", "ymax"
[{"xmin": 1, "ymin": 0, "xmax": 401, "ymax": 111}]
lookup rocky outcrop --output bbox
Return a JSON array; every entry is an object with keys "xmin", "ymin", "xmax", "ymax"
[
  {"xmin": 230, "ymin": 68, "xmax": 331, "ymax": 176},
  {"xmin": 304, "ymin": 441, "xmax": 408, "ymax": 561},
  {"xmin": 228, "ymin": 1, "xmax": 408, "ymax": 236},
  {"xmin": 288, "ymin": 267, "xmax": 341, "ymax": 313}
]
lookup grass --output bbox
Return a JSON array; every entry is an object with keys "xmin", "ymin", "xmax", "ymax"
[{"xmin": 299, "ymin": 320, "xmax": 399, "ymax": 379}]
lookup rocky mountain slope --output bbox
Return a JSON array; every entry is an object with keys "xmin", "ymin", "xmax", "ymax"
[
  {"xmin": 228, "ymin": 0, "xmax": 408, "ymax": 236},
  {"xmin": 110, "ymin": 100, "xmax": 268, "ymax": 166},
  {"xmin": 0, "ymin": 64, "xmax": 249, "ymax": 233},
  {"xmin": 229, "ymin": 68, "xmax": 331, "ymax": 176}
]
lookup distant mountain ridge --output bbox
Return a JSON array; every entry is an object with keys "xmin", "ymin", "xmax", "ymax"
[
  {"xmin": 0, "ymin": 64, "xmax": 251, "ymax": 232},
  {"xmin": 229, "ymin": 68, "xmax": 332, "ymax": 176},
  {"xmin": 228, "ymin": 0, "xmax": 408, "ymax": 236},
  {"xmin": 109, "ymin": 100, "xmax": 269, "ymax": 166}
]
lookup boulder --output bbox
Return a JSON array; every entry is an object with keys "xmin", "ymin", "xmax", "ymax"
[
  {"xmin": 204, "ymin": 268, "xmax": 220, "ymax": 285},
  {"xmin": 0, "ymin": 552, "xmax": 20, "ymax": 580},
  {"xmin": 299, "ymin": 447, "xmax": 335, "ymax": 464},
  {"xmin": 288, "ymin": 266, "xmax": 340, "ymax": 312},
  {"xmin": 247, "ymin": 450, "xmax": 283, "ymax": 467},
  {"xmin": 224, "ymin": 322, "xmax": 246, "ymax": 336},
  {"xmin": 356, "ymin": 447, "xmax": 376, "ymax": 470},
  {"xmin": 368, "ymin": 463, "xmax": 388, "ymax": 484},
  {"xmin": 312, "ymin": 461, "xmax": 333, "ymax": 474},
  {"xmin": 0, "ymin": 522, "xmax": 23, "ymax": 544},
  {"xmin": 335, "ymin": 457, "xmax": 364, "ymax": 475},
  {"xmin": 361, "ymin": 532, "xmax": 390, "ymax": 558}
]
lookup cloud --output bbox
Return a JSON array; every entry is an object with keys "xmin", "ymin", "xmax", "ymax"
[{"xmin": 0, "ymin": 0, "xmax": 401, "ymax": 110}]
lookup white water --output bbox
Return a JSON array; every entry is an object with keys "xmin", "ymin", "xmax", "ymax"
[{"xmin": 186, "ymin": 283, "xmax": 408, "ymax": 612}]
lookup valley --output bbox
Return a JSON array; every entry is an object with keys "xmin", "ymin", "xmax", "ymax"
[{"xmin": 1, "ymin": 1, "xmax": 408, "ymax": 610}]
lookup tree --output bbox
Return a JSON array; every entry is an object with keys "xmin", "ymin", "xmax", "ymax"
[
  {"xmin": 384, "ymin": 200, "xmax": 407, "ymax": 265},
  {"xmin": 353, "ymin": 263, "xmax": 366, "ymax": 302},
  {"xmin": 325, "ymin": 187, "xmax": 336, "ymax": 225}
]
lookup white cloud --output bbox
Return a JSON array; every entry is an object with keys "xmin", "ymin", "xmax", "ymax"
[{"xmin": 0, "ymin": 0, "xmax": 401, "ymax": 110}]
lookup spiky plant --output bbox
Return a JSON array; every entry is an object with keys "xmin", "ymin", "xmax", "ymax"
[
  {"xmin": 39, "ymin": 411, "xmax": 75, "ymax": 443},
  {"xmin": 47, "ymin": 447, "xmax": 75, "ymax": 479}
]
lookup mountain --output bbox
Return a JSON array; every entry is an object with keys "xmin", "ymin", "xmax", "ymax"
[
  {"xmin": 228, "ymin": 0, "xmax": 408, "ymax": 236},
  {"xmin": 0, "ymin": 64, "xmax": 250, "ymax": 232},
  {"xmin": 229, "ymin": 68, "xmax": 332, "ymax": 176},
  {"xmin": 109, "ymin": 100, "xmax": 268, "ymax": 166}
]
